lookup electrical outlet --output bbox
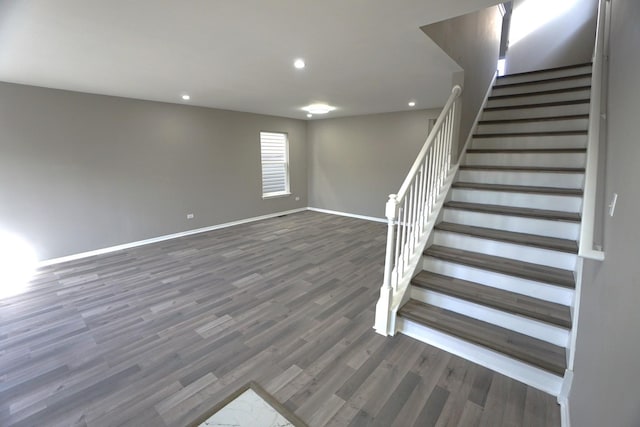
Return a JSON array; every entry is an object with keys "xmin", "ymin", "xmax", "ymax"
[
  {"xmin": 187, "ymin": 213, "xmax": 195, "ymax": 219},
  {"xmin": 295, "ymin": 196, "xmax": 300, "ymax": 201}
]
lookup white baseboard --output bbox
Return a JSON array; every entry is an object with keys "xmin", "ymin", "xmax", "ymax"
[
  {"xmin": 38, "ymin": 208, "xmax": 308, "ymax": 267},
  {"xmin": 307, "ymin": 207, "xmax": 386, "ymax": 223}
]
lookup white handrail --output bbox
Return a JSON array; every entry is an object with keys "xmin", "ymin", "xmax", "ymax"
[
  {"xmin": 374, "ymin": 85, "xmax": 462, "ymax": 336},
  {"xmin": 579, "ymin": 0, "xmax": 607, "ymax": 261},
  {"xmin": 397, "ymin": 85, "xmax": 462, "ymax": 200}
]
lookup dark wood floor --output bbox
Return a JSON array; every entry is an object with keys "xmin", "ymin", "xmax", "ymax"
[{"xmin": 0, "ymin": 211, "xmax": 560, "ymax": 426}]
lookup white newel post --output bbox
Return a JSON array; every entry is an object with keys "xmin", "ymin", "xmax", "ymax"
[{"xmin": 374, "ymin": 194, "xmax": 398, "ymax": 336}]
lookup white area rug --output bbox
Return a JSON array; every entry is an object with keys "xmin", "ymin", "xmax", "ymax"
[{"xmin": 192, "ymin": 382, "xmax": 307, "ymax": 427}]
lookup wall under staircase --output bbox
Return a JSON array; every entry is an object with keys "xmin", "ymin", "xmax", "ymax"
[{"xmin": 396, "ymin": 63, "xmax": 592, "ymax": 396}]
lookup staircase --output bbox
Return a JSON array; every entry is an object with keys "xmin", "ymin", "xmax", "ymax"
[{"xmin": 395, "ymin": 63, "xmax": 592, "ymax": 395}]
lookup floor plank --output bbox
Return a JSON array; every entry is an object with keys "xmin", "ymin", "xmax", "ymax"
[{"xmin": 0, "ymin": 211, "xmax": 560, "ymax": 426}]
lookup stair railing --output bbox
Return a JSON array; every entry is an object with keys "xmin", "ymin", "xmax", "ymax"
[
  {"xmin": 374, "ymin": 85, "xmax": 462, "ymax": 336},
  {"xmin": 579, "ymin": 0, "xmax": 608, "ymax": 261}
]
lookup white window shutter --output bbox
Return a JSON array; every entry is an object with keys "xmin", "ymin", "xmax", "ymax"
[{"xmin": 260, "ymin": 132, "xmax": 289, "ymax": 197}]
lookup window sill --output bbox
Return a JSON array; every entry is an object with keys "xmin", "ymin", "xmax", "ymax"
[{"xmin": 262, "ymin": 192, "xmax": 291, "ymax": 200}]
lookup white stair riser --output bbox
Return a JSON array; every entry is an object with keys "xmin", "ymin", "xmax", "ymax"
[
  {"xmin": 494, "ymin": 65, "xmax": 592, "ymax": 86},
  {"xmin": 487, "ymin": 89, "xmax": 591, "ymax": 108},
  {"xmin": 423, "ymin": 257, "xmax": 574, "ymax": 305},
  {"xmin": 481, "ymin": 103, "xmax": 590, "ymax": 121},
  {"xmin": 491, "ymin": 76, "xmax": 592, "ymax": 97},
  {"xmin": 458, "ymin": 170, "xmax": 584, "ymax": 189},
  {"xmin": 476, "ymin": 118, "xmax": 588, "ymax": 134},
  {"xmin": 464, "ymin": 152, "xmax": 586, "ymax": 168},
  {"xmin": 410, "ymin": 287, "xmax": 569, "ymax": 347},
  {"xmin": 433, "ymin": 230, "xmax": 577, "ymax": 270},
  {"xmin": 471, "ymin": 134, "xmax": 587, "ymax": 150},
  {"xmin": 442, "ymin": 209, "xmax": 580, "ymax": 240},
  {"xmin": 451, "ymin": 188, "xmax": 582, "ymax": 212},
  {"xmin": 397, "ymin": 318, "xmax": 564, "ymax": 396}
]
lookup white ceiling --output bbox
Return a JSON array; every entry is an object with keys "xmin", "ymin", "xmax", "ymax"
[{"xmin": 0, "ymin": 0, "xmax": 499, "ymax": 119}]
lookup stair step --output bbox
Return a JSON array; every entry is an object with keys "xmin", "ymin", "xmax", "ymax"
[
  {"xmin": 476, "ymin": 117, "xmax": 588, "ymax": 134},
  {"xmin": 495, "ymin": 62, "xmax": 592, "ymax": 84},
  {"xmin": 483, "ymin": 99, "xmax": 590, "ymax": 112},
  {"xmin": 424, "ymin": 245, "xmax": 575, "ymax": 288},
  {"xmin": 459, "ymin": 165, "xmax": 584, "ymax": 173},
  {"xmin": 471, "ymin": 133, "xmax": 588, "ymax": 150},
  {"xmin": 489, "ymin": 85, "xmax": 591, "ymax": 101},
  {"xmin": 435, "ymin": 222, "xmax": 578, "ymax": 253},
  {"xmin": 478, "ymin": 114, "xmax": 589, "ymax": 125},
  {"xmin": 491, "ymin": 76, "xmax": 592, "ymax": 97},
  {"xmin": 493, "ymin": 73, "xmax": 592, "ymax": 90},
  {"xmin": 466, "ymin": 148, "xmax": 586, "ymax": 154},
  {"xmin": 412, "ymin": 271, "xmax": 572, "ymax": 328},
  {"xmin": 473, "ymin": 130, "xmax": 587, "ymax": 139},
  {"xmin": 452, "ymin": 182, "xmax": 583, "ymax": 196},
  {"xmin": 444, "ymin": 201, "xmax": 581, "ymax": 222},
  {"xmin": 399, "ymin": 300, "xmax": 567, "ymax": 376},
  {"xmin": 486, "ymin": 88, "xmax": 591, "ymax": 108}
]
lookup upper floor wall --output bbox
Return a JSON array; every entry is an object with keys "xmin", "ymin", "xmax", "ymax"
[
  {"xmin": 422, "ymin": 5, "xmax": 503, "ymax": 156},
  {"xmin": 505, "ymin": 0, "xmax": 599, "ymax": 74}
]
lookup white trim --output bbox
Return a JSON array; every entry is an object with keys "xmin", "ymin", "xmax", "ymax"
[
  {"xmin": 567, "ymin": 258, "xmax": 584, "ymax": 369},
  {"xmin": 307, "ymin": 207, "xmax": 386, "ymax": 223},
  {"xmin": 558, "ymin": 369, "xmax": 573, "ymax": 427},
  {"xmin": 38, "ymin": 208, "xmax": 308, "ymax": 267}
]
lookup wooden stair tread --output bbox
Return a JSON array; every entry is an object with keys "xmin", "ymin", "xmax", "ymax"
[
  {"xmin": 459, "ymin": 165, "xmax": 584, "ymax": 173},
  {"xmin": 399, "ymin": 300, "xmax": 567, "ymax": 376},
  {"xmin": 452, "ymin": 182, "xmax": 583, "ymax": 196},
  {"xmin": 412, "ymin": 271, "xmax": 572, "ymax": 328},
  {"xmin": 424, "ymin": 245, "xmax": 575, "ymax": 288},
  {"xmin": 478, "ymin": 114, "xmax": 589, "ymax": 124},
  {"xmin": 489, "ymin": 85, "xmax": 591, "ymax": 101},
  {"xmin": 495, "ymin": 62, "xmax": 592, "ymax": 80},
  {"xmin": 473, "ymin": 130, "xmax": 588, "ymax": 138},
  {"xmin": 444, "ymin": 201, "xmax": 581, "ymax": 222},
  {"xmin": 493, "ymin": 73, "xmax": 592, "ymax": 89},
  {"xmin": 435, "ymin": 222, "xmax": 578, "ymax": 253},
  {"xmin": 484, "ymin": 99, "xmax": 590, "ymax": 111},
  {"xmin": 466, "ymin": 148, "xmax": 586, "ymax": 154}
]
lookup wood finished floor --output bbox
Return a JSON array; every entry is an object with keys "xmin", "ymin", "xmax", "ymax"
[{"xmin": 0, "ymin": 211, "xmax": 560, "ymax": 426}]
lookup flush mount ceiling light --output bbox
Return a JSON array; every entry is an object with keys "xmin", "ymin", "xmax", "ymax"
[
  {"xmin": 408, "ymin": 101, "xmax": 416, "ymax": 107},
  {"xmin": 294, "ymin": 58, "xmax": 306, "ymax": 69},
  {"xmin": 181, "ymin": 94, "xmax": 191, "ymax": 101},
  {"xmin": 302, "ymin": 104, "xmax": 336, "ymax": 115}
]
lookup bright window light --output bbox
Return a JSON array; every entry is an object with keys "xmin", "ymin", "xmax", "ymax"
[
  {"xmin": 497, "ymin": 58, "xmax": 506, "ymax": 76},
  {"xmin": 509, "ymin": 0, "xmax": 579, "ymax": 46},
  {"xmin": 0, "ymin": 231, "xmax": 37, "ymax": 299}
]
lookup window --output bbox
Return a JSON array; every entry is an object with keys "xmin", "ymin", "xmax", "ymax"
[{"xmin": 260, "ymin": 131, "xmax": 290, "ymax": 198}]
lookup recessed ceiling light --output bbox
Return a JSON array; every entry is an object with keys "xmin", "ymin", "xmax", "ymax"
[
  {"xmin": 181, "ymin": 94, "xmax": 191, "ymax": 101},
  {"xmin": 294, "ymin": 59, "xmax": 306, "ymax": 69},
  {"xmin": 302, "ymin": 104, "xmax": 336, "ymax": 115},
  {"xmin": 408, "ymin": 101, "xmax": 416, "ymax": 107},
  {"xmin": 307, "ymin": 113, "xmax": 313, "ymax": 118}
]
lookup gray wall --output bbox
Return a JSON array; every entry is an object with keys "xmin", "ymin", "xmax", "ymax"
[
  {"xmin": 505, "ymin": 0, "xmax": 598, "ymax": 74},
  {"xmin": 307, "ymin": 109, "xmax": 439, "ymax": 218},
  {"xmin": 570, "ymin": 0, "xmax": 640, "ymax": 426},
  {"xmin": 0, "ymin": 82, "xmax": 307, "ymax": 260},
  {"xmin": 422, "ymin": 5, "xmax": 502, "ymax": 157}
]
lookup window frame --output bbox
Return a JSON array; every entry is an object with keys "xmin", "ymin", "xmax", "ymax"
[{"xmin": 259, "ymin": 131, "xmax": 291, "ymax": 199}]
